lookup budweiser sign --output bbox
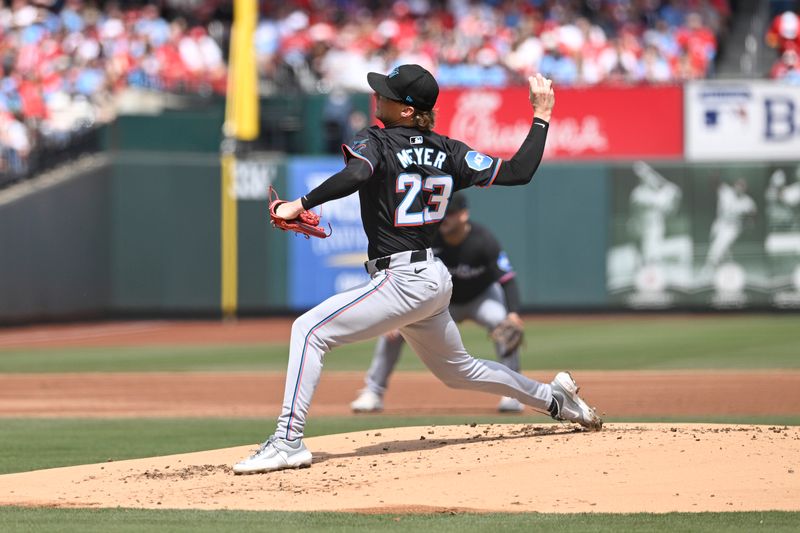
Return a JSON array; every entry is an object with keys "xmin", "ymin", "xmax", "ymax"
[{"xmin": 436, "ymin": 85, "xmax": 683, "ymax": 160}]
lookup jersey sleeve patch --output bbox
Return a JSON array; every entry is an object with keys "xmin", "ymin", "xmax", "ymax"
[
  {"xmin": 465, "ymin": 150, "xmax": 493, "ymax": 171},
  {"xmin": 497, "ymin": 251, "xmax": 513, "ymax": 272}
]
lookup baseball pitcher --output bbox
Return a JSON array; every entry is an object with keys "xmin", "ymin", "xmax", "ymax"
[{"xmin": 234, "ymin": 64, "xmax": 602, "ymax": 475}]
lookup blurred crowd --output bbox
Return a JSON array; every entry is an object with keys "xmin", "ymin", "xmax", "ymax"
[
  {"xmin": 256, "ymin": 0, "xmax": 730, "ymax": 94},
  {"xmin": 8, "ymin": 0, "xmax": 800, "ymax": 185},
  {"xmin": 0, "ymin": 0, "xmax": 227, "ymax": 181}
]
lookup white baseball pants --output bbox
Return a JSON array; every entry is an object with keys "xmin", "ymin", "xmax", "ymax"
[
  {"xmin": 275, "ymin": 249, "xmax": 552, "ymax": 440},
  {"xmin": 362, "ymin": 281, "xmax": 521, "ymax": 396}
]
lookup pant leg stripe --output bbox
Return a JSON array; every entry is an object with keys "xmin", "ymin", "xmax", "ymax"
[{"xmin": 285, "ymin": 274, "xmax": 390, "ymax": 439}]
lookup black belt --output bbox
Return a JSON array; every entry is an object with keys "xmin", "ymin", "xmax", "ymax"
[{"xmin": 372, "ymin": 249, "xmax": 428, "ymax": 272}]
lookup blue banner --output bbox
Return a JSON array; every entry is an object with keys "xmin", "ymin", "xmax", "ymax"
[{"xmin": 287, "ymin": 157, "xmax": 371, "ymax": 309}]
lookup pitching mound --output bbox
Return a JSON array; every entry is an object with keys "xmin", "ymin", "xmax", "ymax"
[{"xmin": 0, "ymin": 423, "xmax": 797, "ymax": 513}]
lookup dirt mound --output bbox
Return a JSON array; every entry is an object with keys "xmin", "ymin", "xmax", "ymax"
[{"xmin": 1, "ymin": 423, "xmax": 797, "ymax": 513}]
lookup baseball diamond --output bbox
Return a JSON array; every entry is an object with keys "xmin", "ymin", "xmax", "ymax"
[
  {"xmin": 0, "ymin": 318, "xmax": 799, "ymax": 517},
  {"xmin": 2, "ymin": 0, "xmax": 800, "ymax": 529}
]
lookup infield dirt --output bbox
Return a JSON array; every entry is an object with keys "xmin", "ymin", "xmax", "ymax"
[{"xmin": 0, "ymin": 423, "xmax": 798, "ymax": 513}]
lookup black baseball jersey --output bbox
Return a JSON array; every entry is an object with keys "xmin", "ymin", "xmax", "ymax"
[
  {"xmin": 432, "ymin": 222, "xmax": 516, "ymax": 305},
  {"xmin": 342, "ymin": 125, "xmax": 503, "ymax": 259}
]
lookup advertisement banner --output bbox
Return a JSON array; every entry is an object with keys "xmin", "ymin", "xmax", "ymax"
[
  {"xmin": 607, "ymin": 162, "xmax": 800, "ymax": 309},
  {"xmin": 686, "ymin": 81, "xmax": 800, "ymax": 161},
  {"xmin": 232, "ymin": 156, "xmax": 281, "ymax": 200},
  {"xmin": 435, "ymin": 85, "xmax": 683, "ymax": 160},
  {"xmin": 286, "ymin": 157, "xmax": 370, "ymax": 309}
]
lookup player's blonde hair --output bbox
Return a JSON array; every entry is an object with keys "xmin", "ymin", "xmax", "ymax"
[{"xmin": 413, "ymin": 109, "xmax": 435, "ymax": 132}]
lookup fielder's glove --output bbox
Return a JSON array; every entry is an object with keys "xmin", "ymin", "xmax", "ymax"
[
  {"xmin": 268, "ymin": 186, "xmax": 331, "ymax": 239},
  {"xmin": 490, "ymin": 317, "xmax": 525, "ymax": 357}
]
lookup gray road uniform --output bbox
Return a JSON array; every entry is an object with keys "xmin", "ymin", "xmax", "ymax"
[{"xmin": 362, "ymin": 222, "xmax": 523, "ymax": 398}]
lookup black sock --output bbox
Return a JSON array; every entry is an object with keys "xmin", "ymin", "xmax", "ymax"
[{"xmin": 548, "ymin": 396, "xmax": 559, "ymax": 418}]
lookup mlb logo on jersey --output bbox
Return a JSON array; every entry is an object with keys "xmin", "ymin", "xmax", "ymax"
[
  {"xmin": 465, "ymin": 150, "xmax": 493, "ymax": 171},
  {"xmin": 410, "ymin": 136, "xmax": 423, "ymax": 145}
]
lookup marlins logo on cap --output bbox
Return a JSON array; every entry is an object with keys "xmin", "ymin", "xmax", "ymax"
[{"xmin": 367, "ymin": 64, "xmax": 439, "ymax": 111}]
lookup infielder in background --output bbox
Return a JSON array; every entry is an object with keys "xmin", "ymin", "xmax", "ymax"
[
  {"xmin": 234, "ymin": 64, "xmax": 602, "ymax": 475},
  {"xmin": 351, "ymin": 191, "xmax": 528, "ymax": 413}
]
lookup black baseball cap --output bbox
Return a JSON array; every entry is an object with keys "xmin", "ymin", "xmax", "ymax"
[
  {"xmin": 445, "ymin": 192, "xmax": 468, "ymax": 215},
  {"xmin": 367, "ymin": 64, "xmax": 439, "ymax": 111}
]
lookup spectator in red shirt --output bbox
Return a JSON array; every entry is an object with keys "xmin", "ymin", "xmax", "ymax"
[
  {"xmin": 766, "ymin": 10, "xmax": 800, "ymax": 54},
  {"xmin": 675, "ymin": 12, "xmax": 717, "ymax": 76},
  {"xmin": 17, "ymin": 73, "xmax": 48, "ymax": 123}
]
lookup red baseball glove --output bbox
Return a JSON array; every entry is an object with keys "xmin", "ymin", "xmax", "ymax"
[{"xmin": 268, "ymin": 186, "xmax": 331, "ymax": 239}]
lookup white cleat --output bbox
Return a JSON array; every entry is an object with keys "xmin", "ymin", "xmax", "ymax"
[
  {"xmin": 550, "ymin": 371, "xmax": 603, "ymax": 431},
  {"xmin": 232, "ymin": 435, "xmax": 312, "ymax": 475},
  {"xmin": 350, "ymin": 390, "xmax": 384, "ymax": 413},
  {"xmin": 497, "ymin": 396, "xmax": 525, "ymax": 413}
]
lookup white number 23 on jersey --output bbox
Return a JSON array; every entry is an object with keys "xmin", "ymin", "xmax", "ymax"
[{"xmin": 395, "ymin": 174, "xmax": 453, "ymax": 226}]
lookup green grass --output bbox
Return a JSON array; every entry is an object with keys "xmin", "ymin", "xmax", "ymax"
[
  {"xmin": 0, "ymin": 508, "xmax": 798, "ymax": 533},
  {"xmin": 2, "ymin": 415, "xmax": 799, "ymax": 475},
  {"xmin": 523, "ymin": 315, "xmax": 800, "ymax": 370},
  {"xmin": 1, "ymin": 315, "xmax": 799, "ymax": 372}
]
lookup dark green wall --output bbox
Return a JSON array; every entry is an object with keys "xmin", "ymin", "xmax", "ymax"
[
  {"xmin": 12, "ymin": 155, "xmax": 798, "ymax": 322},
  {"xmin": 107, "ymin": 151, "xmax": 289, "ymax": 315},
  {"xmin": 0, "ymin": 157, "xmax": 613, "ymax": 323},
  {"xmin": 0, "ymin": 165, "xmax": 111, "ymax": 323},
  {"xmin": 107, "ymin": 106, "xmax": 225, "ymax": 152},
  {"xmin": 0, "ymin": 151, "xmax": 292, "ymax": 323},
  {"xmin": 236, "ymin": 162, "xmax": 287, "ymax": 312},
  {"xmin": 110, "ymin": 153, "xmax": 221, "ymax": 313},
  {"xmin": 463, "ymin": 164, "xmax": 609, "ymax": 309}
]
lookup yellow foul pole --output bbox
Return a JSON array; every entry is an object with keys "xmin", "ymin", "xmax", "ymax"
[{"xmin": 222, "ymin": 0, "xmax": 259, "ymax": 318}]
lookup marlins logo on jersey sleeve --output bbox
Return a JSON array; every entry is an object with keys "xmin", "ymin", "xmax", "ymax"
[
  {"xmin": 352, "ymin": 138, "xmax": 369, "ymax": 154},
  {"xmin": 341, "ymin": 127, "xmax": 382, "ymax": 174}
]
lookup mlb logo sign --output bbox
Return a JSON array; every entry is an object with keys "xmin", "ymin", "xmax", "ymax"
[
  {"xmin": 410, "ymin": 136, "xmax": 423, "ymax": 145},
  {"xmin": 697, "ymin": 87, "xmax": 750, "ymax": 131},
  {"xmin": 687, "ymin": 81, "xmax": 800, "ymax": 161}
]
